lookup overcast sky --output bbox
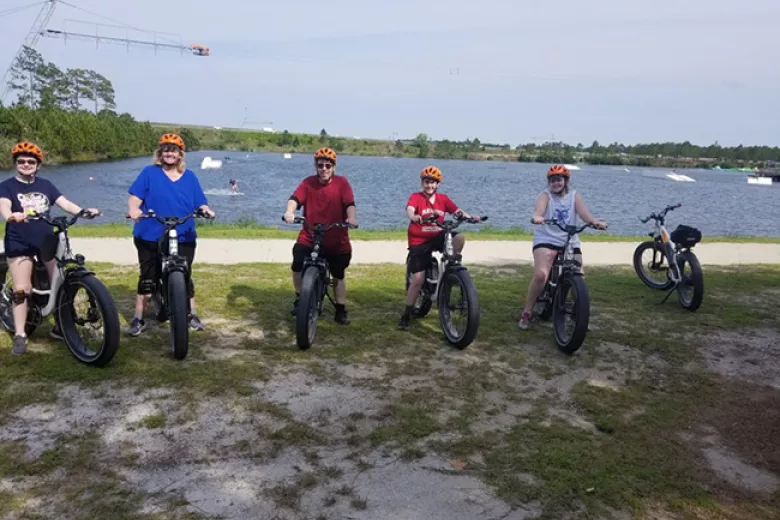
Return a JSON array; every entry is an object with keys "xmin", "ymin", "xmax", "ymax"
[{"xmin": 1, "ymin": 0, "xmax": 778, "ymax": 146}]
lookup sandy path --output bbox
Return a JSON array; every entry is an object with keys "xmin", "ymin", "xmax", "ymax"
[{"xmin": 60, "ymin": 238, "xmax": 780, "ymax": 266}]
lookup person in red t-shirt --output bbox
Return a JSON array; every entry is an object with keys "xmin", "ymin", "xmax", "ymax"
[
  {"xmin": 398, "ymin": 165, "xmax": 480, "ymax": 330},
  {"xmin": 283, "ymin": 147, "xmax": 358, "ymax": 324}
]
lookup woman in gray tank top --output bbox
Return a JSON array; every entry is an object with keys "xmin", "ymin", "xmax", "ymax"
[{"xmin": 518, "ymin": 165, "xmax": 607, "ymax": 330}]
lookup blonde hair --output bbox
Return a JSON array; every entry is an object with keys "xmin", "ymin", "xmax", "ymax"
[{"xmin": 152, "ymin": 148, "xmax": 186, "ymax": 173}]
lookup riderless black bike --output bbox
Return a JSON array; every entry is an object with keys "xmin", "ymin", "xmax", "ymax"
[
  {"xmin": 405, "ymin": 214, "xmax": 488, "ymax": 349},
  {"xmin": 283, "ymin": 216, "xmax": 357, "ymax": 350},
  {"xmin": 633, "ymin": 203, "xmax": 703, "ymax": 311},
  {"xmin": 0, "ymin": 210, "xmax": 121, "ymax": 367}
]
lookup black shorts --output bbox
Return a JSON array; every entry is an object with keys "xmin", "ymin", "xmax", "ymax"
[
  {"xmin": 291, "ymin": 243, "xmax": 351, "ymax": 280},
  {"xmin": 533, "ymin": 243, "xmax": 582, "ymax": 255},
  {"xmin": 4, "ymin": 233, "xmax": 58, "ymax": 262},
  {"xmin": 134, "ymin": 237, "xmax": 196, "ymax": 297},
  {"xmin": 407, "ymin": 231, "xmax": 458, "ymax": 274}
]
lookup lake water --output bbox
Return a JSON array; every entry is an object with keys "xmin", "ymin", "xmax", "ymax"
[{"xmin": 23, "ymin": 151, "xmax": 779, "ymax": 237}]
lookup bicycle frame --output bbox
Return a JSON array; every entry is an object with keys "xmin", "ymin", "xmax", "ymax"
[
  {"xmin": 20, "ymin": 212, "xmax": 94, "ymax": 318},
  {"xmin": 545, "ymin": 220, "xmax": 591, "ymax": 289},
  {"xmin": 419, "ymin": 215, "xmax": 487, "ymax": 302},
  {"xmin": 286, "ymin": 216, "xmax": 357, "ymax": 308},
  {"xmin": 640, "ymin": 204, "xmax": 684, "ymax": 284}
]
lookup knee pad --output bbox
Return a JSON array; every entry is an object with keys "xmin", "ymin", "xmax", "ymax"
[
  {"xmin": 137, "ymin": 279, "xmax": 155, "ymax": 295},
  {"xmin": 12, "ymin": 290, "xmax": 29, "ymax": 304}
]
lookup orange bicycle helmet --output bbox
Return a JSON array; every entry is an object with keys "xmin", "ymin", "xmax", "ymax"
[
  {"xmin": 159, "ymin": 133, "xmax": 185, "ymax": 151},
  {"xmin": 420, "ymin": 165, "xmax": 443, "ymax": 182},
  {"xmin": 11, "ymin": 141, "xmax": 43, "ymax": 163},
  {"xmin": 547, "ymin": 164, "xmax": 570, "ymax": 178},
  {"xmin": 314, "ymin": 147, "xmax": 337, "ymax": 164}
]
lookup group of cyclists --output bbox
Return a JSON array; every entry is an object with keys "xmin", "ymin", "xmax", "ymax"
[{"xmin": 1, "ymin": 134, "xmax": 607, "ymax": 356}]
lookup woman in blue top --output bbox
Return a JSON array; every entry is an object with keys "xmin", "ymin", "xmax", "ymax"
[
  {"xmin": 126, "ymin": 133, "xmax": 215, "ymax": 336},
  {"xmin": 0, "ymin": 141, "xmax": 100, "ymax": 355}
]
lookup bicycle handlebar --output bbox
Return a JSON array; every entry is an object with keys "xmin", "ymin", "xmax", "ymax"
[
  {"xmin": 639, "ymin": 202, "xmax": 682, "ymax": 224},
  {"xmin": 281, "ymin": 215, "xmax": 358, "ymax": 232},
  {"xmin": 26, "ymin": 209, "xmax": 100, "ymax": 228},
  {"xmin": 126, "ymin": 209, "xmax": 214, "ymax": 227},
  {"xmin": 536, "ymin": 218, "xmax": 604, "ymax": 235},
  {"xmin": 420, "ymin": 214, "xmax": 488, "ymax": 230}
]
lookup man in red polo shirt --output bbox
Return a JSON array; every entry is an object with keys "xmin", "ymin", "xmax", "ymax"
[
  {"xmin": 399, "ymin": 165, "xmax": 480, "ymax": 330},
  {"xmin": 283, "ymin": 147, "xmax": 358, "ymax": 324}
]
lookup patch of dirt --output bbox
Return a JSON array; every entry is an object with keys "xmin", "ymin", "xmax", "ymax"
[
  {"xmin": 702, "ymin": 445, "xmax": 780, "ymax": 494},
  {"xmin": 698, "ymin": 328, "xmax": 780, "ymax": 389}
]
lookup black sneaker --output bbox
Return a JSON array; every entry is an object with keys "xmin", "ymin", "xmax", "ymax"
[
  {"xmin": 291, "ymin": 298, "xmax": 299, "ymax": 316},
  {"xmin": 128, "ymin": 318, "xmax": 147, "ymax": 337},
  {"xmin": 12, "ymin": 334, "xmax": 27, "ymax": 355},
  {"xmin": 334, "ymin": 307, "xmax": 350, "ymax": 325},
  {"xmin": 398, "ymin": 314, "xmax": 410, "ymax": 330},
  {"xmin": 188, "ymin": 314, "xmax": 205, "ymax": 331}
]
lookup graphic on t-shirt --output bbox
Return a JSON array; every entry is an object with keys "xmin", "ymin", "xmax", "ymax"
[
  {"xmin": 553, "ymin": 206, "xmax": 570, "ymax": 224},
  {"xmin": 419, "ymin": 207, "xmax": 444, "ymax": 233},
  {"xmin": 17, "ymin": 192, "xmax": 51, "ymax": 216}
]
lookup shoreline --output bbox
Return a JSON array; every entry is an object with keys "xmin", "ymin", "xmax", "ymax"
[
  {"xmin": 67, "ymin": 224, "xmax": 780, "ymax": 244},
  {"xmin": 53, "ymin": 237, "xmax": 780, "ymax": 266}
]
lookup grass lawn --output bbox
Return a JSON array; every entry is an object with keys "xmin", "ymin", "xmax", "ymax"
[{"xmin": 0, "ymin": 263, "xmax": 778, "ymax": 519}]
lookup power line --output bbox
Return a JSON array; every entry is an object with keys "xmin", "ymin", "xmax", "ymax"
[
  {"xmin": 57, "ymin": 0, "xmax": 181, "ymax": 46},
  {"xmin": 0, "ymin": 1, "xmax": 46, "ymax": 19}
]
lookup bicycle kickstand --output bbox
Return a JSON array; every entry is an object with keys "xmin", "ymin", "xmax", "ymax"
[{"xmin": 659, "ymin": 284, "xmax": 677, "ymax": 305}]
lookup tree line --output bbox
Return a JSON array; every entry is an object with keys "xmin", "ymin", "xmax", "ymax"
[{"xmin": 0, "ymin": 46, "xmax": 188, "ymax": 168}]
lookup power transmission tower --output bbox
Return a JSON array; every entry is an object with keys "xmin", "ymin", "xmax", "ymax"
[{"xmin": 0, "ymin": 0, "xmax": 58, "ymax": 103}]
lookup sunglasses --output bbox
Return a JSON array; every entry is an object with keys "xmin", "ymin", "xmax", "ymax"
[
  {"xmin": 161, "ymin": 145, "xmax": 180, "ymax": 153},
  {"xmin": 548, "ymin": 175, "xmax": 565, "ymax": 182},
  {"xmin": 316, "ymin": 162, "xmax": 334, "ymax": 170},
  {"xmin": 16, "ymin": 158, "xmax": 37, "ymax": 166}
]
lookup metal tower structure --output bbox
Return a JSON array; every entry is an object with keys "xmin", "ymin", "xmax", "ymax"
[
  {"xmin": 0, "ymin": 0, "xmax": 57, "ymax": 102},
  {"xmin": 0, "ymin": 0, "xmax": 209, "ymax": 104}
]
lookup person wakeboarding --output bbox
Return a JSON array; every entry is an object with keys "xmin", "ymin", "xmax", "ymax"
[{"xmin": 229, "ymin": 179, "xmax": 238, "ymax": 192}]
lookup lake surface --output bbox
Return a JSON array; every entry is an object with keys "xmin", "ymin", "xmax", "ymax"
[{"xmin": 24, "ymin": 151, "xmax": 780, "ymax": 237}]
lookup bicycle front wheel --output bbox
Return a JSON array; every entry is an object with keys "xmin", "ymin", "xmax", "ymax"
[
  {"xmin": 296, "ymin": 267, "xmax": 322, "ymax": 350},
  {"xmin": 633, "ymin": 241, "xmax": 674, "ymax": 290},
  {"xmin": 438, "ymin": 269, "xmax": 480, "ymax": 349},
  {"xmin": 552, "ymin": 274, "xmax": 590, "ymax": 355},
  {"xmin": 58, "ymin": 274, "xmax": 120, "ymax": 367},
  {"xmin": 167, "ymin": 271, "xmax": 189, "ymax": 360}
]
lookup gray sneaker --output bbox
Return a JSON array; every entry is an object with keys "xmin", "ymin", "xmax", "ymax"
[
  {"xmin": 128, "ymin": 318, "xmax": 148, "ymax": 337},
  {"xmin": 518, "ymin": 310, "xmax": 532, "ymax": 330},
  {"xmin": 12, "ymin": 334, "xmax": 27, "ymax": 355},
  {"xmin": 188, "ymin": 314, "xmax": 205, "ymax": 331}
]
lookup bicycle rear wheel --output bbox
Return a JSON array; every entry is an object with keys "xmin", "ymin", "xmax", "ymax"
[
  {"xmin": 676, "ymin": 251, "xmax": 704, "ymax": 311},
  {"xmin": 405, "ymin": 261, "xmax": 433, "ymax": 318}
]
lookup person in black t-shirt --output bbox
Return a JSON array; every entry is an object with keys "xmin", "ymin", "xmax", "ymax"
[{"xmin": 0, "ymin": 142, "xmax": 100, "ymax": 356}]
